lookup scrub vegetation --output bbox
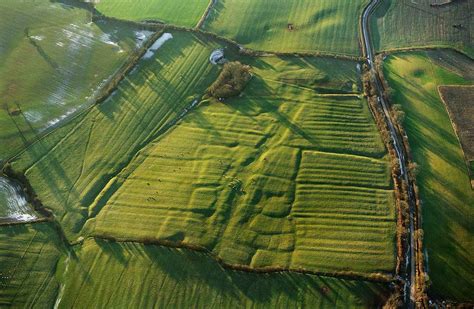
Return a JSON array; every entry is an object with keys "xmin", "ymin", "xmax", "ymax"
[{"xmin": 208, "ymin": 61, "xmax": 252, "ymax": 99}]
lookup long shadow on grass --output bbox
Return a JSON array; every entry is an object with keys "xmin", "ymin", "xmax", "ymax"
[
  {"xmin": 230, "ymin": 77, "xmax": 319, "ymax": 146},
  {"xmin": 420, "ymin": 178, "xmax": 474, "ymax": 300},
  {"xmin": 295, "ymin": 8, "xmax": 338, "ymax": 32},
  {"xmin": 87, "ymin": 238, "xmax": 391, "ymax": 305}
]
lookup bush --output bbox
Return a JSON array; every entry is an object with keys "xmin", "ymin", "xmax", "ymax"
[{"xmin": 208, "ymin": 61, "xmax": 251, "ymax": 99}]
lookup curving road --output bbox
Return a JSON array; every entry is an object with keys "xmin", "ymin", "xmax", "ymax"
[{"xmin": 361, "ymin": 1, "xmax": 417, "ymax": 308}]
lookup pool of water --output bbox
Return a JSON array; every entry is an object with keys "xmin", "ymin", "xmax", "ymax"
[{"xmin": 0, "ymin": 176, "xmax": 37, "ymax": 222}]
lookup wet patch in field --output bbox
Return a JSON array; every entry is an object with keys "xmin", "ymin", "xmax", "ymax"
[{"xmin": 0, "ymin": 176, "xmax": 37, "ymax": 223}]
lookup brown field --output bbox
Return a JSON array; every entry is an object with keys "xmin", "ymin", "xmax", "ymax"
[
  {"xmin": 439, "ymin": 85, "xmax": 474, "ymax": 185},
  {"xmin": 427, "ymin": 50, "xmax": 474, "ymax": 80}
]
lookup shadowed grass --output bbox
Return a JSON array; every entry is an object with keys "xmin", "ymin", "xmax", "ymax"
[
  {"xmin": 0, "ymin": 223, "xmax": 64, "ymax": 307},
  {"xmin": 384, "ymin": 52, "xmax": 473, "ymax": 301},
  {"xmin": 0, "ymin": 0, "xmax": 139, "ymax": 159},
  {"xmin": 56, "ymin": 238, "xmax": 391, "ymax": 308},
  {"xmin": 95, "ymin": 0, "xmax": 209, "ymax": 27},
  {"xmin": 371, "ymin": 0, "xmax": 473, "ymax": 57},
  {"xmin": 204, "ymin": 0, "xmax": 369, "ymax": 56}
]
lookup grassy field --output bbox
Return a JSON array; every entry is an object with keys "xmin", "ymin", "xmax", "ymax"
[
  {"xmin": 82, "ymin": 56, "xmax": 396, "ymax": 275},
  {"xmin": 384, "ymin": 52, "xmax": 473, "ymax": 301},
  {"xmin": 203, "ymin": 0, "xmax": 368, "ymax": 56},
  {"xmin": 439, "ymin": 85, "xmax": 474, "ymax": 183},
  {"xmin": 57, "ymin": 238, "xmax": 391, "ymax": 308},
  {"xmin": 95, "ymin": 0, "xmax": 210, "ymax": 28},
  {"xmin": 0, "ymin": 223, "xmax": 63, "ymax": 307},
  {"xmin": 0, "ymin": 227, "xmax": 391, "ymax": 308},
  {"xmin": 371, "ymin": 0, "xmax": 473, "ymax": 57},
  {"xmin": 0, "ymin": 0, "xmax": 139, "ymax": 160},
  {"xmin": 10, "ymin": 31, "xmax": 221, "ymax": 241},
  {"xmin": 10, "ymin": 38, "xmax": 396, "ymax": 275}
]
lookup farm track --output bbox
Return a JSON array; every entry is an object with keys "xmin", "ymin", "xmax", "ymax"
[{"xmin": 361, "ymin": 0, "xmax": 419, "ymax": 307}]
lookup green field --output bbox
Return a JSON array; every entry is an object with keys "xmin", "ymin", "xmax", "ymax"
[
  {"xmin": 371, "ymin": 0, "xmax": 473, "ymax": 57},
  {"xmin": 0, "ymin": 0, "xmax": 139, "ymax": 160},
  {"xmin": 1, "ymin": 0, "xmax": 474, "ymax": 306},
  {"xmin": 9, "ymin": 33, "xmax": 396, "ymax": 276},
  {"xmin": 82, "ymin": 56, "xmax": 395, "ymax": 275},
  {"xmin": 10, "ymin": 31, "xmax": 221, "ymax": 241},
  {"xmin": 56, "ymin": 238, "xmax": 390, "ymax": 308},
  {"xmin": 0, "ymin": 225, "xmax": 391, "ymax": 308},
  {"xmin": 384, "ymin": 52, "xmax": 474, "ymax": 301},
  {"xmin": 203, "ymin": 0, "xmax": 368, "ymax": 56},
  {"xmin": 0, "ymin": 223, "xmax": 63, "ymax": 307},
  {"xmin": 95, "ymin": 0, "xmax": 210, "ymax": 28}
]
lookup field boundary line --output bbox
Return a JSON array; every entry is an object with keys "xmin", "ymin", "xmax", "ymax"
[
  {"xmin": 379, "ymin": 46, "xmax": 474, "ymax": 61},
  {"xmin": 437, "ymin": 85, "xmax": 474, "ymax": 189},
  {"xmin": 89, "ymin": 235, "xmax": 395, "ymax": 284},
  {"xmin": 259, "ymin": 76, "xmax": 363, "ymax": 96},
  {"xmin": 5, "ymin": 29, "xmax": 165, "ymax": 164},
  {"xmin": 0, "ymin": 217, "xmax": 49, "ymax": 226},
  {"xmin": 195, "ymin": 0, "xmax": 217, "ymax": 29},
  {"xmin": 91, "ymin": 12, "xmax": 365, "ymax": 61}
]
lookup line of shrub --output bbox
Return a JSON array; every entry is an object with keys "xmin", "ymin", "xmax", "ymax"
[
  {"xmin": 92, "ymin": 30, "xmax": 165, "ymax": 105},
  {"xmin": 372, "ymin": 58, "xmax": 429, "ymax": 307},
  {"xmin": 95, "ymin": 234, "xmax": 393, "ymax": 283},
  {"xmin": 195, "ymin": 0, "xmax": 217, "ymax": 29}
]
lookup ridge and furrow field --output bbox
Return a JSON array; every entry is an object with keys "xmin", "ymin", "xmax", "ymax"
[
  {"xmin": 371, "ymin": 0, "xmax": 473, "ymax": 57},
  {"xmin": 203, "ymin": 0, "xmax": 369, "ymax": 56},
  {"xmin": 95, "ymin": 0, "xmax": 210, "ymax": 28},
  {"xmin": 11, "ymin": 31, "xmax": 220, "ymax": 240},
  {"xmin": 57, "ymin": 239, "xmax": 390, "ymax": 308},
  {"xmin": 0, "ymin": 0, "xmax": 140, "ymax": 159},
  {"xmin": 79, "ymin": 55, "xmax": 396, "ymax": 275},
  {"xmin": 0, "ymin": 224, "xmax": 62, "ymax": 308},
  {"xmin": 0, "ymin": 224, "xmax": 391, "ymax": 308}
]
